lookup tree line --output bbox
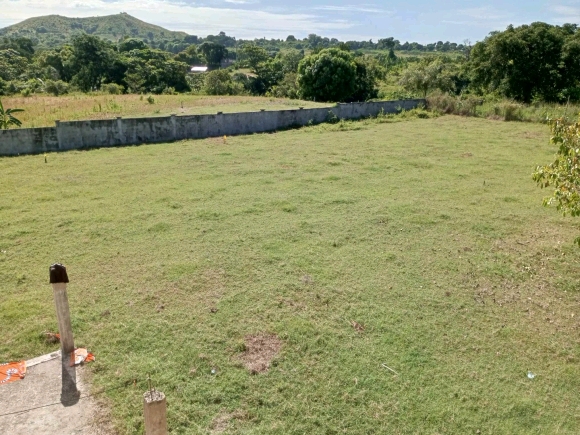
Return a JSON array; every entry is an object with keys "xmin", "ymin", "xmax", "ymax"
[{"xmin": 2, "ymin": 22, "xmax": 580, "ymax": 104}]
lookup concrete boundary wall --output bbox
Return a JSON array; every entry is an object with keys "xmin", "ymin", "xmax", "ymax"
[{"xmin": 0, "ymin": 99, "xmax": 424, "ymax": 157}]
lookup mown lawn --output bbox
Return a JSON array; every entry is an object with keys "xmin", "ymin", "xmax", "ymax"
[
  {"xmin": 1, "ymin": 93, "xmax": 330, "ymax": 128},
  {"xmin": 1, "ymin": 115, "xmax": 579, "ymax": 434}
]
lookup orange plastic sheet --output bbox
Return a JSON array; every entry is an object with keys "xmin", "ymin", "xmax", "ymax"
[
  {"xmin": 0, "ymin": 361, "xmax": 26, "ymax": 385},
  {"xmin": 70, "ymin": 348, "xmax": 95, "ymax": 367}
]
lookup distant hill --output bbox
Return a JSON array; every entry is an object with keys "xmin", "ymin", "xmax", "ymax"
[{"xmin": 0, "ymin": 13, "xmax": 189, "ymax": 48}]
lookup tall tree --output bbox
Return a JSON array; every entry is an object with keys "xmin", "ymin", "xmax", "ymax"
[
  {"xmin": 399, "ymin": 59, "xmax": 454, "ymax": 97},
  {"xmin": 297, "ymin": 48, "xmax": 358, "ymax": 102},
  {"xmin": 239, "ymin": 44, "xmax": 270, "ymax": 70},
  {"xmin": 468, "ymin": 22, "xmax": 579, "ymax": 102},
  {"xmin": 70, "ymin": 34, "xmax": 116, "ymax": 91},
  {"xmin": 197, "ymin": 42, "xmax": 227, "ymax": 69}
]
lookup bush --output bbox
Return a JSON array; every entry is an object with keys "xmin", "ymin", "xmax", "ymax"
[
  {"xmin": 146, "ymin": 95, "xmax": 155, "ymax": 104},
  {"xmin": 268, "ymin": 73, "xmax": 299, "ymax": 99},
  {"xmin": 103, "ymin": 83, "xmax": 124, "ymax": 95},
  {"xmin": 426, "ymin": 93, "xmax": 480, "ymax": 116},
  {"xmin": 377, "ymin": 88, "xmax": 416, "ymax": 100},
  {"xmin": 232, "ymin": 72, "xmax": 251, "ymax": 91},
  {"xmin": 203, "ymin": 70, "xmax": 242, "ymax": 95},
  {"xmin": 426, "ymin": 93, "xmax": 456, "ymax": 114},
  {"xmin": 186, "ymin": 74, "xmax": 205, "ymax": 93},
  {"xmin": 44, "ymin": 80, "xmax": 69, "ymax": 96},
  {"xmin": 502, "ymin": 103, "xmax": 524, "ymax": 121},
  {"xmin": 297, "ymin": 48, "xmax": 357, "ymax": 102}
]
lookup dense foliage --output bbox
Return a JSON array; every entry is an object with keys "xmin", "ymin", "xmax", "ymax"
[
  {"xmin": 533, "ymin": 117, "xmax": 580, "ymax": 244},
  {"xmin": 469, "ymin": 22, "xmax": 580, "ymax": 103},
  {"xmin": 399, "ymin": 59, "xmax": 454, "ymax": 97},
  {"xmin": 4, "ymin": 15, "xmax": 580, "ymax": 105},
  {"xmin": 297, "ymin": 48, "xmax": 357, "ymax": 102}
]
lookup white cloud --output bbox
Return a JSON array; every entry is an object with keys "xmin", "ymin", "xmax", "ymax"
[
  {"xmin": 313, "ymin": 4, "xmax": 391, "ymax": 14},
  {"xmin": 552, "ymin": 5, "xmax": 580, "ymax": 23},
  {"xmin": 0, "ymin": 0, "xmax": 354, "ymax": 38},
  {"xmin": 224, "ymin": 0, "xmax": 259, "ymax": 4},
  {"xmin": 458, "ymin": 7, "xmax": 508, "ymax": 21}
]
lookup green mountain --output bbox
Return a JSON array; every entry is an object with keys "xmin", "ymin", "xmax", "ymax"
[{"xmin": 0, "ymin": 13, "xmax": 189, "ymax": 48}]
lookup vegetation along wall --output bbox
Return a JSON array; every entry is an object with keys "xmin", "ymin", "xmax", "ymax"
[{"xmin": 0, "ymin": 99, "xmax": 424, "ymax": 156}]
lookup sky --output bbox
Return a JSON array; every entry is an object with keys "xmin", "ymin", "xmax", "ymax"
[{"xmin": 0, "ymin": 0, "xmax": 578, "ymax": 43}]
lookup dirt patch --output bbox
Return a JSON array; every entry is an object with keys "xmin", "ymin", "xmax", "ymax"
[
  {"xmin": 210, "ymin": 413, "xmax": 232, "ymax": 434},
  {"xmin": 239, "ymin": 334, "xmax": 282, "ymax": 374},
  {"xmin": 210, "ymin": 410, "xmax": 251, "ymax": 434},
  {"xmin": 521, "ymin": 130, "xmax": 546, "ymax": 140}
]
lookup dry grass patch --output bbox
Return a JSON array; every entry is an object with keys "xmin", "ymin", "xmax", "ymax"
[
  {"xmin": 2, "ymin": 94, "xmax": 330, "ymax": 128},
  {"xmin": 239, "ymin": 334, "xmax": 282, "ymax": 374}
]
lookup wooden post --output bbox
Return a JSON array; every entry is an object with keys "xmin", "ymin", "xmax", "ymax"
[
  {"xmin": 144, "ymin": 390, "xmax": 168, "ymax": 435},
  {"xmin": 49, "ymin": 263, "xmax": 79, "ymax": 403},
  {"xmin": 50, "ymin": 264, "xmax": 74, "ymax": 355}
]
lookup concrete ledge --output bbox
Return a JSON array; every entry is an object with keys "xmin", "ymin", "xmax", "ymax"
[{"xmin": 26, "ymin": 351, "xmax": 61, "ymax": 368}]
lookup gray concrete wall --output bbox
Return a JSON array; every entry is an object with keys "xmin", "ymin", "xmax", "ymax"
[
  {"xmin": 0, "ymin": 127, "xmax": 58, "ymax": 156},
  {"xmin": 0, "ymin": 99, "xmax": 424, "ymax": 156}
]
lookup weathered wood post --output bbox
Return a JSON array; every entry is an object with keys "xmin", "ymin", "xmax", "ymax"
[
  {"xmin": 144, "ymin": 389, "xmax": 168, "ymax": 435},
  {"xmin": 49, "ymin": 263, "xmax": 79, "ymax": 403},
  {"xmin": 50, "ymin": 264, "xmax": 74, "ymax": 354}
]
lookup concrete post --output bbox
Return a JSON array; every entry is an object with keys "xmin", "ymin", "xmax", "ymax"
[
  {"xmin": 49, "ymin": 263, "xmax": 79, "ymax": 404},
  {"xmin": 144, "ymin": 390, "xmax": 168, "ymax": 435}
]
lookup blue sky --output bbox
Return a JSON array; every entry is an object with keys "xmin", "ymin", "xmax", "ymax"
[{"xmin": 0, "ymin": 0, "xmax": 577, "ymax": 43}]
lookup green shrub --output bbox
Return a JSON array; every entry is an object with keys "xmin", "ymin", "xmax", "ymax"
[
  {"xmin": 326, "ymin": 110, "xmax": 340, "ymax": 124},
  {"xmin": 103, "ymin": 83, "xmax": 124, "ymax": 95},
  {"xmin": 186, "ymin": 74, "xmax": 206, "ymax": 93},
  {"xmin": 426, "ymin": 93, "xmax": 480, "ymax": 116},
  {"xmin": 203, "ymin": 70, "xmax": 242, "ymax": 96},
  {"xmin": 502, "ymin": 102, "xmax": 523, "ymax": 121},
  {"xmin": 268, "ymin": 73, "xmax": 300, "ymax": 99},
  {"xmin": 146, "ymin": 95, "xmax": 155, "ymax": 104},
  {"xmin": 44, "ymin": 80, "xmax": 69, "ymax": 96}
]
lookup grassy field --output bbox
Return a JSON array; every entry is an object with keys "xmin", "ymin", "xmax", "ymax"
[
  {"xmin": 1, "ymin": 115, "xmax": 579, "ymax": 434},
  {"xmin": 1, "ymin": 94, "xmax": 330, "ymax": 128}
]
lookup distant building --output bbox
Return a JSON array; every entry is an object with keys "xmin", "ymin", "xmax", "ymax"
[{"xmin": 191, "ymin": 66, "xmax": 209, "ymax": 73}]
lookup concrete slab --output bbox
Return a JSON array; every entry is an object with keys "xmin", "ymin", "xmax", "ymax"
[{"xmin": 0, "ymin": 358, "xmax": 111, "ymax": 435}]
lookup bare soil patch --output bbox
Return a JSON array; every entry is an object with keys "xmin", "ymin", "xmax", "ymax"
[
  {"xmin": 239, "ymin": 334, "xmax": 282, "ymax": 374},
  {"xmin": 210, "ymin": 413, "xmax": 232, "ymax": 434}
]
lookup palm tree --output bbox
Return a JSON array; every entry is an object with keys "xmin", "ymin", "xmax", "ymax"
[{"xmin": 0, "ymin": 99, "xmax": 24, "ymax": 129}]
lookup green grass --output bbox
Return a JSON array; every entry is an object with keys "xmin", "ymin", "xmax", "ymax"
[
  {"xmin": 1, "ymin": 116, "xmax": 579, "ymax": 434},
  {"xmin": 427, "ymin": 93, "xmax": 580, "ymax": 123}
]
